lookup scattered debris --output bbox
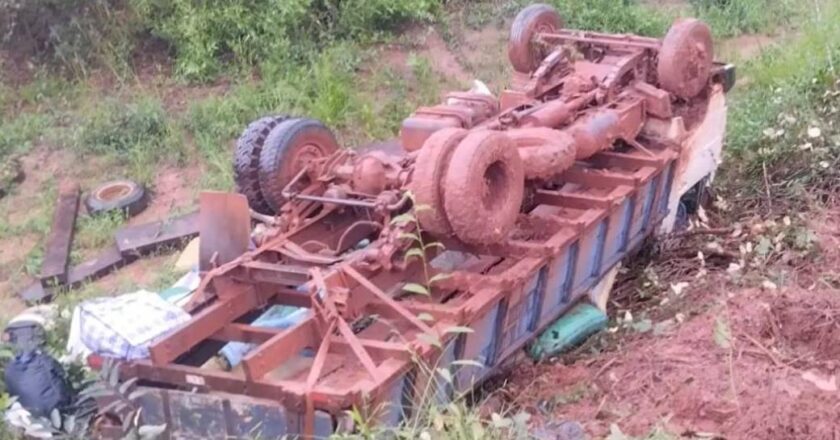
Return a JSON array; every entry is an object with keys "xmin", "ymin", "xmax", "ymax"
[
  {"xmin": 20, "ymin": 211, "xmax": 198, "ymax": 303},
  {"xmin": 528, "ymin": 303, "xmax": 608, "ymax": 361},
  {"xmin": 84, "ymin": 179, "xmax": 148, "ymax": 217},
  {"xmin": 198, "ymin": 191, "xmax": 250, "ymax": 271},
  {"xmin": 39, "ymin": 181, "xmax": 80, "ymax": 287},
  {"xmin": 72, "ymin": 291, "xmax": 190, "ymax": 360},
  {"xmin": 114, "ymin": 211, "xmax": 198, "ymax": 257}
]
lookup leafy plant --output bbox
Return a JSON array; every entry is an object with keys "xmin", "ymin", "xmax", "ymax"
[
  {"xmin": 390, "ymin": 193, "xmax": 449, "ymax": 297},
  {"xmin": 131, "ymin": 0, "xmax": 440, "ymax": 81},
  {"xmin": 546, "ymin": 0, "xmax": 669, "ymax": 36}
]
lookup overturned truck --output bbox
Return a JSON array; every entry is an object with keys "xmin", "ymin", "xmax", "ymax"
[{"xmin": 106, "ymin": 4, "xmax": 734, "ymax": 438}]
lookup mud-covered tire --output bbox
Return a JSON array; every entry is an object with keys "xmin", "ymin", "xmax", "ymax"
[
  {"xmin": 410, "ymin": 128, "xmax": 468, "ymax": 237},
  {"xmin": 234, "ymin": 115, "xmax": 289, "ymax": 214},
  {"xmin": 85, "ymin": 179, "xmax": 148, "ymax": 217},
  {"xmin": 258, "ymin": 118, "xmax": 340, "ymax": 213},
  {"xmin": 657, "ymin": 18, "xmax": 714, "ymax": 99},
  {"xmin": 508, "ymin": 3, "xmax": 563, "ymax": 74},
  {"xmin": 442, "ymin": 130, "xmax": 524, "ymax": 245}
]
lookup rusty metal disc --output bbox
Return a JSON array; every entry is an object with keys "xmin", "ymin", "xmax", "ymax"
[
  {"xmin": 508, "ymin": 3, "xmax": 563, "ymax": 74},
  {"xmin": 258, "ymin": 118, "xmax": 340, "ymax": 213},
  {"xmin": 657, "ymin": 18, "xmax": 714, "ymax": 99},
  {"xmin": 442, "ymin": 130, "xmax": 524, "ymax": 245},
  {"xmin": 409, "ymin": 128, "xmax": 468, "ymax": 236}
]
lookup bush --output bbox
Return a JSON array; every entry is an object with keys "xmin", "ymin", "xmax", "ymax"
[
  {"xmin": 132, "ymin": 0, "xmax": 440, "ymax": 82},
  {"xmin": 0, "ymin": 0, "xmax": 138, "ymax": 76},
  {"xmin": 0, "ymin": 113, "xmax": 50, "ymax": 157}
]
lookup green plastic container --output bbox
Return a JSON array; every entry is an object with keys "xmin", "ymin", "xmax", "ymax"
[{"xmin": 527, "ymin": 302, "xmax": 608, "ymax": 361}]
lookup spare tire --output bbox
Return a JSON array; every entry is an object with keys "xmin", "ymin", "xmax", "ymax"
[
  {"xmin": 85, "ymin": 179, "xmax": 147, "ymax": 217},
  {"xmin": 442, "ymin": 130, "xmax": 524, "ymax": 245},
  {"xmin": 409, "ymin": 127, "xmax": 469, "ymax": 237},
  {"xmin": 258, "ymin": 118, "xmax": 340, "ymax": 213},
  {"xmin": 508, "ymin": 3, "xmax": 563, "ymax": 73},
  {"xmin": 657, "ymin": 18, "xmax": 714, "ymax": 99},
  {"xmin": 234, "ymin": 115, "xmax": 289, "ymax": 214}
]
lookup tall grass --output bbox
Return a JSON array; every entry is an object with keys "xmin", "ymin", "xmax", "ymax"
[
  {"xmin": 690, "ymin": 0, "xmax": 800, "ymax": 37},
  {"xmin": 726, "ymin": 1, "xmax": 839, "ymax": 156}
]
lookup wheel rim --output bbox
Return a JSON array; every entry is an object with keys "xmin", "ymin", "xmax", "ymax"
[{"xmin": 96, "ymin": 182, "xmax": 133, "ymax": 202}]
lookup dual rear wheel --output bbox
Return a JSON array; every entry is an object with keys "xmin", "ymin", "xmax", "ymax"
[
  {"xmin": 233, "ymin": 117, "xmax": 339, "ymax": 214},
  {"xmin": 411, "ymin": 129, "xmax": 525, "ymax": 246}
]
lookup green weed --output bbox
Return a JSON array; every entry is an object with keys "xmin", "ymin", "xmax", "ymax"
[
  {"xmin": 73, "ymin": 97, "xmax": 169, "ymax": 155},
  {"xmin": 74, "ymin": 210, "xmax": 127, "ymax": 253},
  {"xmin": 70, "ymin": 96, "xmax": 179, "ymax": 183},
  {"xmin": 547, "ymin": 0, "xmax": 670, "ymax": 36},
  {"xmin": 726, "ymin": 2, "xmax": 840, "ymax": 157},
  {"xmin": 0, "ymin": 0, "xmax": 138, "ymax": 77},
  {"xmin": 690, "ymin": 0, "xmax": 800, "ymax": 37},
  {"xmin": 0, "ymin": 113, "xmax": 51, "ymax": 158},
  {"xmin": 133, "ymin": 0, "xmax": 439, "ymax": 82}
]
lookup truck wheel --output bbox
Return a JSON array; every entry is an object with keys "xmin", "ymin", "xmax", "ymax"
[
  {"xmin": 657, "ymin": 18, "xmax": 714, "ymax": 100},
  {"xmin": 509, "ymin": 4, "xmax": 563, "ymax": 74},
  {"xmin": 85, "ymin": 179, "xmax": 147, "ymax": 217},
  {"xmin": 410, "ymin": 128, "xmax": 468, "ymax": 237},
  {"xmin": 258, "ymin": 118, "xmax": 339, "ymax": 213},
  {"xmin": 234, "ymin": 115, "xmax": 289, "ymax": 214},
  {"xmin": 443, "ymin": 130, "xmax": 524, "ymax": 245}
]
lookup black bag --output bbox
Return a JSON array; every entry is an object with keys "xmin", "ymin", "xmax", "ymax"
[{"xmin": 4, "ymin": 351, "xmax": 71, "ymax": 417}]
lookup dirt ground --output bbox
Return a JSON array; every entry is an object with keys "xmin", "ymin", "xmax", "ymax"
[{"xmin": 495, "ymin": 207, "xmax": 840, "ymax": 439}]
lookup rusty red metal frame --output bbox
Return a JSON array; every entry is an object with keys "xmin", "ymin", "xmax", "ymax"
[{"xmin": 116, "ymin": 12, "xmax": 721, "ymax": 437}]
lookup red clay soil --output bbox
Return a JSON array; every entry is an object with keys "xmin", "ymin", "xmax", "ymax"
[
  {"xmin": 502, "ymin": 286, "xmax": 840, "ymax": 439},
  {"xmin": 499, "ymin": 209, "xmax": 840, "ymax": 439}
]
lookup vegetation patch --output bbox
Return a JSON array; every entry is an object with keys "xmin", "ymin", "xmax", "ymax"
[{"xmin": 689, "ymin": 0, "xmax": 800, "ymax": 37}]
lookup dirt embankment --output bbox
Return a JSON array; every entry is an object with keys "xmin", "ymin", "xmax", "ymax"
[{"xmin": 500, "ymin": 208, "xmax": 840, "ymax": 439}]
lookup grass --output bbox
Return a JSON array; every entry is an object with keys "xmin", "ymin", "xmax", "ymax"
[
  {"xmin": 717, "ymin": 0, "xmax": 840, "ymax": 213},
  {"xmin": 689, "ymin": 0, "xmax": 801, "ymax": 37}
]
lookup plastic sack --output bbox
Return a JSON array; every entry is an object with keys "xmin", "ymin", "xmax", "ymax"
[{"xmin": 4, "ymin": 351, "xmax": 71, "ymax": 417}]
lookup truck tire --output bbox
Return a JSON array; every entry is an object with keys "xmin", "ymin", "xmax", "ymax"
[
  {"xmin": 443, "ymin": 130, "xmax": 524, "ymax": 245},
  {"xmin": 258, "ymin": 118, "xmax": 340, "ymax": 213},
  {"xmin": 657, "ymin": 18, "xmax": 714, "ymax": 99},
  {"xmin": 410, "ymin": 128, "xmax": 469, "ymax": 237},
  {"xmin": 509, "ymin": 4, "xmax": 563, "ymax": 73},
  {"xmin": 85, "ymin": 179, "xmax": 147, "ymax": 217},
  {"xmin": 234, "ymin": 115, "xmax": 289, "ymax": 214}
]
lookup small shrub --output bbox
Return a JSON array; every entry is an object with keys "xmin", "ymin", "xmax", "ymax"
[
  {"xmin": 74, "ymin": 97, "xmax": 169, "ymax": 156},
  {"xmin": 0, "ymin": 112, "xmax": 51, "ymax": 157},
  {"xmin": 0, "ymin": 0, "xmax": 138, "ymax": 76},
  {"xmin": 131, "ymin": 0, "xmax": 440, "ymax": 81}
]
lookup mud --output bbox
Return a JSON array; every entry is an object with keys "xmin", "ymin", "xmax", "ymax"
[{"xmin": 500, "ymin": 208, "xmax": 840, "ymax": 439}]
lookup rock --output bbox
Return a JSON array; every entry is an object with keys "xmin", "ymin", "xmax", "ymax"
[{"xmin": 531, "ymin": 420, "xmax": 587, "ymax": 440}]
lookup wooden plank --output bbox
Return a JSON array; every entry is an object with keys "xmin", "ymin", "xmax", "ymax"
[
  {"xmin": 115, "ymin": 211, "xmax": 199, "ymax": 257},
  {"xmin": 199, "ymin": 192, "xmax": 250, "ymax": 271},
  {"xmin": 242, "ymin": 318, "xmax": 316, "ymax": 381},
  {"xmin": 40, "ymin": 181, "xmax": 80, "ymax": 286},
  {"xmin": 21, "ymin": 243, "xmax": 127, "ymax": 303},
  {"xmin": 149, "ymin": 289, "xmax": 260, "ymax": 365}
]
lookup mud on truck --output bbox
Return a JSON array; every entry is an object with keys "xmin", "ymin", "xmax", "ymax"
[{"xmin": 94, "ymin": 4, "xmax": 736, "ymax": 438}]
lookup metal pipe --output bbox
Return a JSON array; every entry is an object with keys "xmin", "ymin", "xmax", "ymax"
[
  {"xmin": 537, "ymin": 31, "xmax": 660, "ymax": 50},
  {"xmin": 521, "ymin": 91, "xmax": 597, "ymax": 128}
]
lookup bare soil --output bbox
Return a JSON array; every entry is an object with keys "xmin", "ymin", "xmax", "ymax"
[{"xmin": 496, "ymin": 208, "xmax": 840, "ymax": 439}]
